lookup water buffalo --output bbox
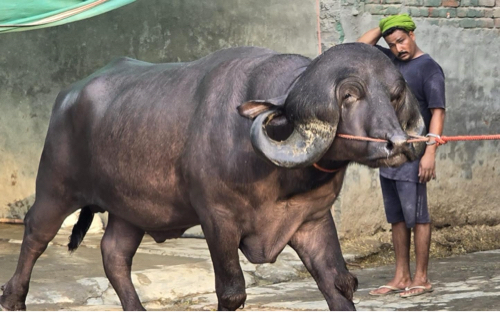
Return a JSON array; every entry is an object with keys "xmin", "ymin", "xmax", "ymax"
[{"xmin": 0, "ymin": 43, "xmax": 425, "ymax": 311}]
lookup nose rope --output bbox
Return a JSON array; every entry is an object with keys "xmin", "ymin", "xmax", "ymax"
[
  {"xmin": 335, "ymin": 133, "xmax": 500, "ymax": 146},
  {"xmin": 312, "ymin": 133, "xmax": 500, "ymax": 173},
  {"xmin": 312, "ymin": 163, "xmax": 345, "ymax": 173},
  {"xmin": 334, "ymin": 133, "xmax": 435, "ymax": 144}
]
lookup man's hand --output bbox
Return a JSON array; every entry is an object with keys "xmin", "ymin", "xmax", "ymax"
[{"xmin": 418, "ymin": 151, "xmax": 436, "ymax": 183}]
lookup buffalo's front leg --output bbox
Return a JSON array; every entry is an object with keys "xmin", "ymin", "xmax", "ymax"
[
  {"xmin": 101, "ymin": 214, "xmax": 145, "ymax": 311},
  {"xmin": 201, "ymin": 217, "xmax": 246, "ymax": 311},
  {"xmin": 289, "ymin": 212, "xmax": 358, "ymax": 311}
]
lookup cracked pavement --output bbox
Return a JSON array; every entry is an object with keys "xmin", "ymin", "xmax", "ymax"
[{"xmin": 1, "ymin": 224, "xmax": 499, "ymax": 311}]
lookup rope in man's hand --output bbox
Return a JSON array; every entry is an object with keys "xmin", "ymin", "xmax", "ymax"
[
  {"xmin": 313, "ymin": 133, "xmax": 499, "ymax": 173},
  {"xmin": 336, "ymin": 133, "xmax": 500, "ymax": 146}
]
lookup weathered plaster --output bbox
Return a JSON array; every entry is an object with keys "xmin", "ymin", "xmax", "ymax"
[{"xmin": 0, "ymin": 0, "xmax": 318, "ymax": 219}]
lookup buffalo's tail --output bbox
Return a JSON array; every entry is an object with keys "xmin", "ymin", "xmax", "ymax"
[{"xmin": 68, "ymin": 207, "xmax": 95, "ymax": 252}]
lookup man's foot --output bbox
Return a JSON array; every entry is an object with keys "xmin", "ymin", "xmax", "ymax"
[
  {"xmin": 369, "ymin": 278, "xmax": 410, "ymax": 296},
  {"xmin": 399, "ymin": 281, "xmax": 433, "ymax": 298},
  {"xmin": 368, "ymin": 285, "xmax": 406, "ymax": 296}
]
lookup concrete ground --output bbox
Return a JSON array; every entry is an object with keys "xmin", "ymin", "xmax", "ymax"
[{"xmin": 1, "ymin": 223, "xmax": 500, "ymax": 311}]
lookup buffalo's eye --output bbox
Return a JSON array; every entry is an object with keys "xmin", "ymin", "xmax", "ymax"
[
  {"xmin": 337, "ymin": 78, "xmax": 365, "ymax": 106},
  {"xmin": 342, "ymin": 90, "xmax": 358, "ymax": 104}
]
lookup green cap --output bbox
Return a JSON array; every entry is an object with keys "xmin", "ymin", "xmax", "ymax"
[{"xmin": 379, "ymin": 14, "xmax": 416, "ymax": 35}]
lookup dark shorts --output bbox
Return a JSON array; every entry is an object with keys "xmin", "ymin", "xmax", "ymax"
[{"xmin": 379, "ymin": 175, "xmax": 430, "ymax": 228}]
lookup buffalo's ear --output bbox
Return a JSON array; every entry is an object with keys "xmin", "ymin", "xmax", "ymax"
[
  {"xmin": 398, "ymin": 85, "xmax": 426, "ymax": 156},
  {"xmin": 237, "ymin": 94, "xmax": 287, "ymax": 119},
  {"xmin": 397, "ymin": 85, "xmax": 424, "ymax": 132}
]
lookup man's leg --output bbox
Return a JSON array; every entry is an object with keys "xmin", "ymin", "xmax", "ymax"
[
  {"xmin": 391, "ymin": 221, "xmax": 413, "ymax": 287},
  {"xmin": 369, "ymin": 221, "xmax": 411, "ymax": 295},
  {"xmin": 370, "ymin": 177, "xmax": 412, "ymax": 295},
  {"xmin": 399, "ymin": 223, "xmax": 432, "ymax": 296},
  {"xmin": 400, "ymin": 182, "xmax": 432, "ymax": 296}
]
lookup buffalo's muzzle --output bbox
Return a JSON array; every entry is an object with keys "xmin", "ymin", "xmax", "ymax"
[{"xmin": 385, "ymin": 133, "xmax": 408, "ymax": 152}]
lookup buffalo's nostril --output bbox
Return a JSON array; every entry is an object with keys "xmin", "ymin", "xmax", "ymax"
[
  {"xmin": 386, "ymin": 141, "xmax": 394, "ymax": 151},
  {"xmin": 389, "ymin": 134, "xmax": 408, "ymax": 147}
]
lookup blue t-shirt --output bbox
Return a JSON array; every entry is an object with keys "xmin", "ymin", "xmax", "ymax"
[{"xmin": 376, "ymin": 46, "xmax": 446, "ymax": 183}]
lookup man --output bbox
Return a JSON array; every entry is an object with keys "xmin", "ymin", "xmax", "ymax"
[{"xmin": 358, "ymin": 14, "xmax": 446, "ymax": 298}]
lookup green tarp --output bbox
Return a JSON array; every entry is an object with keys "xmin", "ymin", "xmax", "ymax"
[{"xmin": 0, "ymin": 0, "xmax": 135, "ymax": 33}]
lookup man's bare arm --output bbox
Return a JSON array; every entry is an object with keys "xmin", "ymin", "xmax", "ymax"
[
  {"xmin": 419, "ymin": 108, "xmax": 446, "ymax": 183},
  {"xmin": 357, "ymin": 27, "xmax": 382, "ymax": 45}
]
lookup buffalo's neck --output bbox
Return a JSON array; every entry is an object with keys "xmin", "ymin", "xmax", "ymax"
[{"xmin": 276, "ymin": 165, "xmax": 347, "ymax": 204}]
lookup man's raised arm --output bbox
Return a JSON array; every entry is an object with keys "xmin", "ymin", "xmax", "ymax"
[{"xmin": 357, "ymin": 27, "xmax": 382, "ymax": 45}]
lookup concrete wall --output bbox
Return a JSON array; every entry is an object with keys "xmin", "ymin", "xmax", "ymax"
[
  {"xmin": 0, "ymin": 0, "xmax": 318, "ymax": 219},
  {"xmin": 321, "ymin": 0, "xmax": 500, "ymax": 239}
]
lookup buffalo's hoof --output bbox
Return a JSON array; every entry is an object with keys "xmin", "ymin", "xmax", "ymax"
[
  {"xmin": 0, "ymin": 303, "xmax": 25, "ymax": 311},
  {"xmin": 0, "ymin": 300, "xmax": 8, "ymax": 311},
  {"xmin": 0, "ymin": 296, "xmax": 26, "ymax": 311}
]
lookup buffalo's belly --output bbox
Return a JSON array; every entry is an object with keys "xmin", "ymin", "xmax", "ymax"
[
  {"xmin": 146, "ymin": 228, "xmax": 194, "ymax": 243},
  {"xmin": 93, "ymin": 186, "xmax": 199, "ymax": 232}
]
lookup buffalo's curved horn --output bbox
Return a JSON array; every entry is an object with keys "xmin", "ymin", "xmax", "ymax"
[{"xmin": 250, "ymin": 110, "xmax": 338, "ymax": 168}]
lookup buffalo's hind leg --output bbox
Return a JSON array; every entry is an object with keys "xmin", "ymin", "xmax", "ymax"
[
  {"xmin": 201, "ymin": 217, "xmax": 246, "ymax": 311},
  {"xmin": 289, "ymin": 212, "xmax": 358, "ymax": 311},
  {"xmin": 0, "ymin": 198, "xmax": 78, "ymax": 311},
  {"xmin": 101, "ymin": 214, "xmax": 145, "ymax": 311}
]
